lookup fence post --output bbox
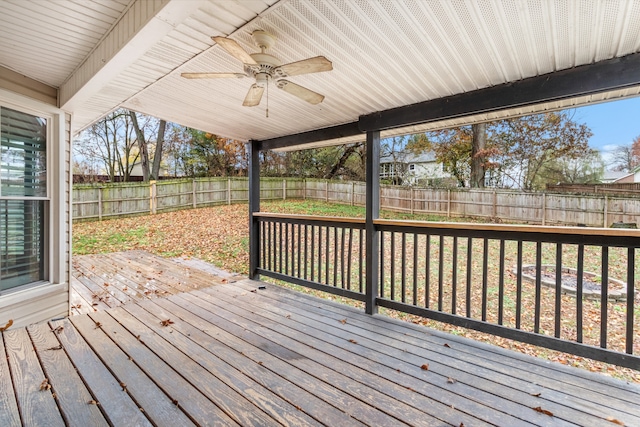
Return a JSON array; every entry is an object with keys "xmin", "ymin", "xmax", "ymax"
[
  {"xmin": 303, "ymin": 179, "xmax": 307, "ymax": 200},
  {"xmin": 98, "ymin": 187, "xmax": 103, "ymax": 221},
  {"xmin": 603, "ymin": 195, "xmax": 608, "ymax": 227},
  {"xmin": 541, "ymin": 193, "xmax": 546, "ymax": 226},
  {"xmin": 410, "ymin": 187, "xmax": 414, "ymax": 214},
  {"xmin": 447, "ymin": 189, "xmax": 451, "ymax": 218},
  {"xmin": 192, "ymin": 179, "xmax": 197, "ymax": 208},
  {"xmin": 283, "ymin": 179, "xmax": 286, "ymax": 200},
  {"xmin": 149, "ymin": 180, "xmax": 157, "ymax": 214},
  {"xmin": 492, "ymin": 190, "xmax": 497, "ymax": 218},
  {"xmin": 228, "ymin": 178, "xmax": 232, "ymax": 205},
  {"xmin": 326, "ymin": 180, "xmax": 329, "ymax": 202},
  {"xmin": 351, "ymin": 181, "xmax": 355, "ymax": 206}
]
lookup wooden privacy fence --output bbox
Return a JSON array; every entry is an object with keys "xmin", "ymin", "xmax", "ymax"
[{"xmin": 73, "ymin": 178, "xmax": 640, "ymax": 227}]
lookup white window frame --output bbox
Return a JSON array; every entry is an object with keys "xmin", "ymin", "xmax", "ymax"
[{"xmin": 0, "ymin": 89, "xmax": 66, "ymax": 293}]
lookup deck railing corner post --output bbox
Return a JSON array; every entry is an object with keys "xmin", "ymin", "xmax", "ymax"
[
  {"xmin": 365, "ymin": 130, "xmax": 380, "ymax": 315},
  {"xmin": 249, "ymin": 140, "xmax": 261, "ymax": 280}
]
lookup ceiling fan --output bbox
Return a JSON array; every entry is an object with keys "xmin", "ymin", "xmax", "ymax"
[{"xmin": 182, "ymin": 31, "xmax": 333, "ymax": 108}]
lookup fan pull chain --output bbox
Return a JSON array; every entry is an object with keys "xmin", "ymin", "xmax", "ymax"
[{"xmin": 266, "ymin": 77, "xmax": 269, "ymax": 118}]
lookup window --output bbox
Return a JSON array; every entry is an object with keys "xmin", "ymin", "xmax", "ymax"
[
  {"xmin": 409, "ymin": 164, "xmax": 415, "ymax": 171},
  {"xmin": 1, "ymin": 106, "xmax": 48, "ymax": 292}
]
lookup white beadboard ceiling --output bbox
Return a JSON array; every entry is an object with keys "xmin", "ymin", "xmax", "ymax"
[{"xmin": 2, "ymin": 0, "xmax": 640, "ymax": 147}]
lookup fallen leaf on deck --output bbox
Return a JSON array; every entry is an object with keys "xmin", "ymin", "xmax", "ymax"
[
  {"xmin": 221, "ymin": 279, "xmax": 228, "ymax": 284},
  {"xmin": 606, "ymin": 417, "xmax": 625, "ymax": 425},
  {"xmin": 46, "ymin": 345, "xmax": 62, "ymax": 351},
  {"xmin": 94, "ymin": 322, "xmax": 102, "ymax": 329},
  {"xmin": 88, "ymin": 400, "xmax": 98, "ymax": 405},
  {"xmin": 421, "ymin": 364, "xmax": 429, "ymax": 370},
  {"xmin": 250, "ymin": 289, "xmax": 257, "ymax": 293},
  {"xmin": 533, "ymin": 406, "xmax": 554, "ymax": 417},
  {"xmin": 172, "ymin": 399, "xmax": 179, "ymax": 406},
  {"xmin": 285, "ymin": 314, "xmax": 291, "ymax": 319},
  {"xmin": 39, "ymin": 379, "xmax": 51, "ymax": 391},
  {"xmin": 443, "ymin": 343, "xmax": 451, "ymax": 348},
  {"xmin": 53, "ymin": 326, "xmax": 64, "ymax": 334},
  {"xmin": 339, "ymin": 318, "xmax": 347, "ymax": 324},
  {"xmin": 447, "ymin": 377, "xmax": 457, "ymax": 384},
  {"xmin": 349, "ymin": 339, "xmax": 358, "ymax": 344},
  {"xmin": 530, "ymin": 392, "xmax": 541, "ymax": 397},
  {"xmin": 0, "ymin": 319, "xmax": 14, "ymax": 332},
  {"xmin": 160, "ymin": 319, "xmax": 174, "ymax": 327},
  {"xmin": 120, "ymin": 382, "xmax": 127, "ymax": 391}
]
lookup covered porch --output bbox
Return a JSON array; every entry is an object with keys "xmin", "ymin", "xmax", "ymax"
[{"xmin": 2, "ymin": 252, "xmax": 639, "ymax": 426}]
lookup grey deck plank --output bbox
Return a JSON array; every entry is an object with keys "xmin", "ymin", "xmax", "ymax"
[
  {"xmin": 68, "ymin": 315, "xmax": 196, "ymax": 427},
  {"xmin": 174, "ymin": 291, "xmax": 460, "ymax": 427},
  {"xmin": 210, "ymin": 283, "xmax": 573, "ymax": 427},
  {"xmin": 117, "ymin": 303, "xmax": 325, "ymax": 427},
  {"xmin": 0, "ymin": 333, "xmax": 21, "ymax": 427},
  {"xmin": 73, "ymin": 257, "xmax": 135, "ymax": 305},
  {"xmin": 91, "ymin": 308, "xmax": 282, "ymax": 427},
  {"xmin": 239, "ymin": 280, "xmax": 640, "ymax": 411},
  {"xmin": 156, "ymin": 296, "xmax": 405, "ymax": 426},
  {"xmin": 83, "ymin": 310, "xmax": 245, "ymax": 426},
  {"xmin": 133, "ymin": 298, "xmax": 366, "ymax": 427},
  {"xmin": 228, "ymin": 280, "xmax": 640, "ymax": 426},
  {"xmin": 27, "ymin": 323, "xmax": 108, "ymax": 427},
  {"xmin": 3, "ymin": 328, "xmax": 64, "ymax": 427},
  {"xmin": 70, "ymin": 275, "xmax": 110, "ymax": 312},
  {"xmin": 51, "ymin": 318, "xmax": 153, "ymax": 427}
]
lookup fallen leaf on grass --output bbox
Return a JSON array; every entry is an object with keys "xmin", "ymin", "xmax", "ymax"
[
  {"xmin": 533, "ymin": 406, "xmax": 554, "ymax": 417},
  {"xmin": 0, "ymin": 319, "xmax": 14, "ymax": 332},
  {"xmin": 39, "ymin": 379, "xmax": 51, "ymax": 391},
  {"xmin": 606, "ymin": 417, "xmax": 625, "ymax": 426},
  {"xmin": 160, "ymin": 319, "xmax": 174, "ymax": 327},
  {"xmin": 421, "ymin": 364, "xmax": 429, "ymax": 371}
]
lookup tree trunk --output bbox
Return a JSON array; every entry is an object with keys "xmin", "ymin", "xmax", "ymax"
[
  {"xmin": 151, "ymin": 120, "xmax": 166, "ymax": 180},
  {"xmin": 129, "ymin": 111, "xmax": 150, "ymax": 182},
  {"xmin": 324, "ymin": 143, "xmax": 361, "ymax": 179},
  {"xmin": 471, "ymin": 123, "xmax": 486, "ymax": 188}
]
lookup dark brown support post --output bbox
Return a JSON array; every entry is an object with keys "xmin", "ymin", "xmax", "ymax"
[
  {"xmin": 249, "ymin": 139, "xmax": 260, "ymax": 280},
  {"xmin": 365, "ymin": 130, "xmax": 380, "ymax": 314}
]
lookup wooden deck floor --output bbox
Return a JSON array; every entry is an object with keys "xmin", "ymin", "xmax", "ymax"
[
  {"xmin": 2, "ymin": 254, "xmax": 639, "ymax": 426},
  {"xmin": 70, "ymin": 251, "xmax": 240, "ymax": 315}
]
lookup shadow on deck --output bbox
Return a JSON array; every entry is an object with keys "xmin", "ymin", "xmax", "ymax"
[{"xmin": 1, "ymin": 252, "xmax": 639, "ymax": 426}]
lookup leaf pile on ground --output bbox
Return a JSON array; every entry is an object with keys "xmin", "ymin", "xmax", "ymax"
[{"xmin": 72, "ymin": 200, "xmax": 640, "ymax": 383}]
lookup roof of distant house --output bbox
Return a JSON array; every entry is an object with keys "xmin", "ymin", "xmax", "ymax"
[{"xmin": 380, "ymin": 150, "xmax": 437, "ymax": 164}]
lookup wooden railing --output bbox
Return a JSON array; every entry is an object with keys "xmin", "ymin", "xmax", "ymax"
[{"xmin": 254, "ymin": 212, "xmax": 640, "ymax": 369}]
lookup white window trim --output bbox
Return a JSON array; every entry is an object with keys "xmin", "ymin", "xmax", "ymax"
[{"xmin": 0, "ymin": 88, "xmax": 67, "ymax": 288}]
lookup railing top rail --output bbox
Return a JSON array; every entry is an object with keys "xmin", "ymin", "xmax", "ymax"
[
  {"xmin": 254, "ymin": 212, "xmax": 365, "ymax": 225},
  {"xmin": 375, "ymin": 218, "xmax": 640, "ymax": 238}
]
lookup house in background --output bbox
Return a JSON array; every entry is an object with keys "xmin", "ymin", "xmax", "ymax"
[
  {"xmin": 380, "ymin": 150, "xmax": 452, "ymax": 186},
  {"xmin": 601, "ymin": 169, "xmax": 640, "ymax": 183}
]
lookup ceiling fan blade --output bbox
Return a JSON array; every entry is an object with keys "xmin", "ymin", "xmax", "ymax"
[
  {"xmin": 276, "ymin": 80, "xmax": 324, "ymax": 105},
  {"xmin": 274, "ymin": 56, "xmax": 332, "ymax": 78},
  {"xmin": 181, "ymin": 72, "xmax": 246, "ymax": 79},
  {"xmin": 243, "ymin": 84, "xmax": 265, "ymax": 107},
  {"xmin": 212, "ymin": 36, "xmax": 257, "ymax": 65}
]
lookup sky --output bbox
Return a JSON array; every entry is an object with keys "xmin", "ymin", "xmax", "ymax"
[{"xmin": 573, "ymin": 96, "xmax": 640, "ymax": 166}]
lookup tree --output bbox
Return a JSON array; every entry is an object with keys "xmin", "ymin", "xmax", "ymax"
[
  {"xmin": 409, "ymin": 111, "xmax": 592, "ymax": 190},
  {"xmin": 129, "ymin": 111, "xmax": 167, "ymax": 181},
  {"xmin": 74, "ymin": 109, "xmax": 139, "ymax": 181},
  {"xmin": 537, "ymin": 149, "xmax": 604, "ymax": 186},
  {"xmin": 610, "ymin": 135, "xmax": 640, "ymax": 172}
]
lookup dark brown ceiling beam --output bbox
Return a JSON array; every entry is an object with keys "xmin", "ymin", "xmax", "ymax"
[
  {"xmin": 359, "ymin": 52, "xmax": 640, "ymax": 132},
  {"xmin": 257, "ymin": 121, "xmax": 362, "ymax": 151}
]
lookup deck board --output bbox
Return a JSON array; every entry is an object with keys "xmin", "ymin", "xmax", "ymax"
[
  {"xmin": 27, "ymin": 324, "xmax": 108, "ymax": 427},
  {"xmin": 1, "ymin": 251, "xmax": 637, "ymax": 426}
]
